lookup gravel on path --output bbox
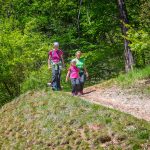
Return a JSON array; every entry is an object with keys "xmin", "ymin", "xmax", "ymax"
[{"xmin": 81, "ymin": 86, "xmax": 150, "ymax": 122}]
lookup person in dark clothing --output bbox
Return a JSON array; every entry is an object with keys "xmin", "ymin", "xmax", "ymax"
[{"xmin": 48, "ymin": 42, "xmax": 65, "ymax": 91}]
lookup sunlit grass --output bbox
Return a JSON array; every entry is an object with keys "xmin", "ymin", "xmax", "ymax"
[
  {"xmin": 0, "ymin": 89, "xmax": 149, "ymax": 149},
  {"xmin": 116, "ymin": 66, "xmax": 150, "ymax": 87}
]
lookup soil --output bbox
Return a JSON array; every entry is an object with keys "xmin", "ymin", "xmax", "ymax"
[{"xmin": 81, "ymin": 85, "xmax": 150, "ymax": 122}]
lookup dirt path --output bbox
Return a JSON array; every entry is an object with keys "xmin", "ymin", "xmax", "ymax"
[{"xmin": 81, "ymin": 86, "xmax": 150, "ymax": 122}]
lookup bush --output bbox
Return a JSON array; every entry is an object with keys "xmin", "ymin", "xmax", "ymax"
[{"xmin": 21, "ymin": 65, "xmax": 50, "ymax": 92}]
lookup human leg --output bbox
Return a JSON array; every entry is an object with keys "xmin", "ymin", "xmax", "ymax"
[
  {"xmin": 75, "ymin": 78, "xmax": 82, "ymax": 95},
  {"xmin": 57, "ymin": 67, "xmax": 62, "ymax": 90},
  {"xmin": 51, "ymin": 65, "xmax": 60, "ymax": 91},
  {"xmin": 71, "ymin": 78, "xmax": 77, "ymax": 95},
  {"xmin": 51, "ymin": 65, "xmax": 57, "ymax": 90},
  {"xmin": 79, "ymin": 72, "xmax": 86, "ymax": 94},
  {"xmin": 75, "ymin": 78, "xmax": 81, "ymax": 94}
]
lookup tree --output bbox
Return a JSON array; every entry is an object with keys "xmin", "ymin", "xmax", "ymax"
[{"xmin": 117, "ymin": 0, "xmax": 134, "ymax": 72}]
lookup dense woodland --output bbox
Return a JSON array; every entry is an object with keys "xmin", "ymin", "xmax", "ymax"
[{"xmin": 0, "ymin": 0, "xmax": 150, "ymax": 105}]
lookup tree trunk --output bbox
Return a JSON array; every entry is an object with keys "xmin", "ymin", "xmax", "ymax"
[
  {"xmin": 117, "ymin": 0, "xmax": 134, "ymax": 72},
  {"xmin": 77, "ymin": 0, "xmax": 83, "ymax": 38}
]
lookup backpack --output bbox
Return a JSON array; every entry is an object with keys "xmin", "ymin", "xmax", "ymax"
[
  {"xmin": 52, "ymin": 50, "xmax": 61, "ymax": 60},
  {"xmin": 48, "ymin": 49, "xmax": 62, "ymax": 62},
  {"xmin": 48, "ymin": 50, "xmax": 63, "ymax": 69}
]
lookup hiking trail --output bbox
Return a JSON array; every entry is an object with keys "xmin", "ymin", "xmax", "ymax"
[{"xmin": 81, "ymin": 85, "xmax": 150, "ymax": 122}]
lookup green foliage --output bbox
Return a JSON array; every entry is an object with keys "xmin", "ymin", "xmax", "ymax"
[
  {"xmin": 84, "ymin": 45, "xmax": 124, "ymax": 81},
  {"xmin": 0, "ymin": 0, "xmax": 150, "ymax": 105},
  {"xmin": 125, "ymin": 0, "xmax": 150, "ymax": 67},
  {"xmin": 128, "ymin": 28, "xmax": 150, "ymax": 67},
  {"xmin": 21, "ymin": 65, "xmax": 50, "ymax": 93},
  {"xmin": 0, "ymin": 17, "xmax": 50, "ymax": 104}
]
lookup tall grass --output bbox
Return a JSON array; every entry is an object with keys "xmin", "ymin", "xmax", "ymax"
[{"xmin": 116, "ymin": 66, "xmax": 150, "ymax": 87}]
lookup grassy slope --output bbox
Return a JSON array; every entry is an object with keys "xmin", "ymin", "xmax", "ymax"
[
  {"xmin": 0, "ymin": 89, "xmax": 150, "ymax": 149},
  {"xmin": 116, "ymin": 66, "xmax": 150, "ymax": 88},
  {"xmin": 98, "ymin": 66, "xmax": 150, "ymax": 95}
]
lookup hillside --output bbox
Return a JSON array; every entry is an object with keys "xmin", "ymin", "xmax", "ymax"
[
  {"xmin": 82, "ymin": 84, "xmax": 150, "ymax": 121},
  {"xmin": 0, "ymin": 0, "xmax": 150, "ymax": 149},
  {"xmin": 82, "ymin": 66, "xmax": 150, "ymax": 122},
  {"xmin": 0, "ymin": 89, "xmax": 150, "ymax": 149}
]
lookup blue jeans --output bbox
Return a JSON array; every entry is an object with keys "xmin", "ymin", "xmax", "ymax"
[
  {"xmin": 70, "ymin": 78, "xmax": 81, "ymax": 93},
  {"xmin": 79, "ymin": 72, "xmax": 86, "ymax": 91},
  {"xmin": 51, "ymin": 64, "xmax": 61, "ymax": 90}
]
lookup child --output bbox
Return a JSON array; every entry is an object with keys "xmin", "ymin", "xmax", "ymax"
[{"xmin": 66, "ymin": 60, "xmax": 81, "ymax": 96}]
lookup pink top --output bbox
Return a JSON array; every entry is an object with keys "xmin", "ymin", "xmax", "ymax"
[
  {"xmin": 69, "ymin": 66, "xmax": 80, "ymax": 79},
  {"xmin": 49, "ymin": 49, "xmax": 63, "ymax": 63}
]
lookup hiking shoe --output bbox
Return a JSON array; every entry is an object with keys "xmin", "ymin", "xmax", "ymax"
[
  {"xmin": 77, "ymin": 92, "xmax": 82, "ymax": 96},
  {"xmin": 72, "ymin": 92, "xmax": 77, "ymax": 96},
  {"xmin": 79, "ymin": 91, "xmax": 84, "ymax": 95},
  {"xmin": 57, "ymin": 87, "xmax": 62, "ymax": 91},
  {"xmin": 52, "ymin": 87, "xmax": 57, "ymax": 91},
  {"xmin": 47, "ymin": 82, "xmax": 52, "ymax": 87},
  {"xmin": 72, "ymin": 92, "xmax": 76, "ymax": 96}
]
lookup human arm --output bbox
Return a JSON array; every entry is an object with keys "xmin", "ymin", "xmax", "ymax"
[
  {"xmin": 83, "ymin": 59, "xmax": 88, "ymax": 77},
  {"xmin": 48, "ymin": 55, "xmax": 51, "ymax": 69},
  {"xmin": 66, "ymin": 70, "xmax": 70, "ymax": 82},
  {"xmin": 84, "ymin": 67, "xmax": 89, "ymax": 78},
  {"xmin": 61, "ymin": 55, "xmax": 65, "ymax": 68}
]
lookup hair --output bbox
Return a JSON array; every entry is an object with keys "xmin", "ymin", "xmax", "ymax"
[
  {"xmin": 71, "ymin": 60, "xmax": 76, "ymax": 64},
  {"xmin": 75, "ymin": 51, "xmax": 81, "ymax": 56},
  {"xmin": 54, "ymin": 42, "xmax": 59, "ymax": 47}
]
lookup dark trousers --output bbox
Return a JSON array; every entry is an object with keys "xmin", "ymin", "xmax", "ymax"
[
  {"xmin": 79, "ymin": 72, "xmax": 86, "ymax": 91},
  {"xmin": 51, "ymin": 65, "xmax": 61, "ymax": 90},
  {"xmin": 70, "ymin": 78, "xmax": 81, "ymax": 93}
]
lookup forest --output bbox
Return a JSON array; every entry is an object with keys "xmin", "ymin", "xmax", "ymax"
[{"xmin": 0, "ymin": 0, "xmax": 150, "ymax": 105}]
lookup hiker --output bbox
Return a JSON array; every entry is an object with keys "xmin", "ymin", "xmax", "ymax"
[
  {"xmin": 48, "ymin": 42, "xmax": 65, "ymax": 91},
  {"xmin": 72, "ymin": 51, "xmax": 89, "ymax": 95},
  {"xmin": 66, "ymin": 60, "xmax": 81, "ymax": 96}
]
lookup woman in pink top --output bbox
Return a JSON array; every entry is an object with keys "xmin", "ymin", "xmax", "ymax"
[
  {"xmin": 66, "ymin": 60, "xmax": 81, "ymax": 96},
  {"xmin": 48, "ymin": 42, "xmax": 65, "ymax": 91}
]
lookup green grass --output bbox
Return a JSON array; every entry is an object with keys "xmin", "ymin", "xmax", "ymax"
[
  {"xmin": 0, "ymin": 89, "xmax": 150, "ymax": 149},
  {"xmin": 116, "ymin": 66, "xmax": 150, "ymax": 87}
]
